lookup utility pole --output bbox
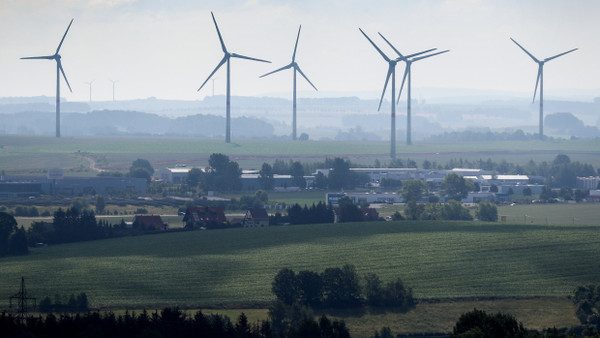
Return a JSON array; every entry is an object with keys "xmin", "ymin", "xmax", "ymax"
[{"xmin": 9, "ymin": 277, "xmax": 36, "ymax": 323}]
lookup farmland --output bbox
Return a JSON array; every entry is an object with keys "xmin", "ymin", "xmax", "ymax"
[
  {"xmin": 1, "ymin": 135, "xmax": 600, "ymax": 174},
  {"xmin": 2, "ymin": 220, "xmax": 599, "ymax": 311}
]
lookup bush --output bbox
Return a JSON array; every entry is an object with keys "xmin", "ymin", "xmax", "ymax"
[
  {"xmin": 452, "ymin": 308, "xmax": 528, "ymax": 338},
  {"xmin": 38, "ymin": 292, "xmax": 89, "ymax": 313},
  {"xmin": 476, "ymin": 201, "xmax": 498, "ymax": 222}
]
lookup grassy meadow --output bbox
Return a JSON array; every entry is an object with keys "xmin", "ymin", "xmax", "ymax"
[{"xmin": 2, "ymin": 220, "xmax": 600, "ymax": 311}]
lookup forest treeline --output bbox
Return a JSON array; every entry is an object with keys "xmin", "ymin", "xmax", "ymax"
[{"xmin": 0, "ymin": 308, "xmax": 350, "ymax": 338}]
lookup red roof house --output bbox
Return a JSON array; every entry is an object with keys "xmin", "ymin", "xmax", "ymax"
[{"xmin": 183, "ymin": 206, "xmax": 227, "ymax": 228}]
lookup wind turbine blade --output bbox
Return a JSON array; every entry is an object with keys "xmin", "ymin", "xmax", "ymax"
[
  {"xmin": 295, "ymin": 65, "xmax": 318, "ymax": 91},
  {"xmin": 21, "ymin": 55, "xmax": 55, "ymax": 60},
  {"xmin": 405, "ymin": 48, "xmax": 437, "ymax": 59},
  {"xmin": 544, "ymin": 48, "xmax": 578, "ymax": 62},
  {"xmin": 510, "ymin": 38, "xmax": 539, "ymax": 63},
  {"xmin": 412, "ymin": 49, "xmax": 449, "ymax": 62},
  {"xmin": 260, "ymin": 64, "xmax": 292, "ymax": 78},
  {"xmin": 58, "ymin": 60, "xmax": 72, "ymax": 92},
  {"xmin": 231, "ymin": 53, "xmax": 270, "ymax": 63},
  {"xmin": 211, "ymin": 12, "xmax": 228, "ymax": 53},
  {"xmin": 378, "ymin": 32, "xmax": 405, "ymax": 60},
  {"xmin": 359, "ymin": 28, "xmax": 390, "ymax": 62},
  {"xmin": 397, "ymin": 67, "xmax": 408, "ymax": 104},
  {"xmin": 378, "ymin": 65, "xmax": 393, "ymax": 111},
  {"xmin": 198, "ymin": 56, "xmax": 228, "ymax": 91},
  {"xmin": 56, "ymin": 19, "xmax": 74, "ymax": 54},
  {"xmin": 532, "ymin": 65, "xmax": 541, "ymax": 103},
  {"xmin": 292, "ymin": 25, "xmax": 301, "ymax": 62}
]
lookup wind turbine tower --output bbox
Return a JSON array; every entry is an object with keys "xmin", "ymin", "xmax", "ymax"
[
  {"xmin": 21, "ymin": 19, "xmax": 74, "ymax": 138},
  {"xmin": 378, "ymin": 33, "xmax": 449, "ymax": 146},
  {"xmin": 510, "ymin": 38, "xmax": 577, "ymax": 140},
  {"xmin": 198, "ymin": 12, "xmax": 271, "ymax": 143},
  {"xmin": 109, "ymin": 79, "xmax": 119, "ymax": 102},
  {"xmin": 261, "ymin": 25, "xmax": 317, "ymax": 140},
  {"xmin": 360, "ymin": 29, "xmax": 435, "ymax": 158},
  {"xmin": 85, "ymin": 80, "xmax": 95, "ymax": 103}
]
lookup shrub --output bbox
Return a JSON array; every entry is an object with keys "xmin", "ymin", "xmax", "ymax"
[{"xmin": 476, "ymin": 201, "xmax": 498, "ymax": 222}]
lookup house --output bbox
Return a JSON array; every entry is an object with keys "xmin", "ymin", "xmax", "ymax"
[
  {"xmin": 244, "ymin": 208, "xmax": 269, "ymax": 227},
  {"xmin": 132, "ymin": 215, "xmax": 168, "ymax": 231},
  {"xmin": 183, "ymin": 206, "xmax": 227, "ymax": 228}
]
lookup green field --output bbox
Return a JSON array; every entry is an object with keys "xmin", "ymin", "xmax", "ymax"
[
  {"xmin": 2, "ymin": 220, "xmax": 600, "ymax": 312},
  {"xmin": 2, "ymin": 135, "xmax": 600, "ymax": 174}
]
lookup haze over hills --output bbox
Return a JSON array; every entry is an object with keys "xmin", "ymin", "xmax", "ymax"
[{"xmin": 0, "ymin": 91, "xmax": 599, "ymax": 141}]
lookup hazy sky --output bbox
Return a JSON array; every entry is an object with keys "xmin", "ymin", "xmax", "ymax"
[{"xmin": 1, "ymin": 0, "xmax": 599, "ymax": 102}]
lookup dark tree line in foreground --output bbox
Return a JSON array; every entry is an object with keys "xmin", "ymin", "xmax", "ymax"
[{"xmin": 0, "ymin": 308, "xmax": 349, "ymax": 338}]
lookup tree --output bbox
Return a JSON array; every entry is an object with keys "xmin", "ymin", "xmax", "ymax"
[
  {"xmin": 452, "ymin": 308, "xmax": 528, "ymax": 338},
  {"xmin": 321, "ymin": 264, "xmax": 362, "ymax": 308},
  {"xmin": 185, "ymin": 168, "xmax": 204, "ymax": 188},
  {"xmin": 130, "ymin": 167, "xmax": 151, "ymax": 182},
  {"xmin": 0, "ymin": 211, "xmax": 18, "ymax": 255},
  {"xmin": 441, "ymin": 200, "xmax": 473, "ymax": 221},
  {"xmin": 272, "ymin": 268, "xmax": 300, "ymax": 305},
  {"xmin": 404, "ymin": 201, "xmax": 425, "ymax": 220},
  {"xmin": 255, "ymin": 190, "xmax": 269, "ymax": 203},
  {"xmin": 313, "ymin": 172, "xmax": 328, "ymax": 189},
  {"xmin": 209, "ymin": 153, "xmax": 230, "ymax": 173},
  {"xmin": 553, "ymin": 154, "xmax": 571, "ymax": 166},
  {"xmin": 489, "ymin": 184, "xmax": 498, "ymax": 193},
  {"xmin": 401, "ymin": 179, "xmax": 428, "ymax": 203},
  {"xmin": 421, "ymin": 202, "xmax": 441, "ymax": 220},
  {"xmin": 258, "ymin": 163, "xmax": 274, "ymax": 190},
  {"xmin": 203, "ymin": 153, "xmax": 242, "ymax": 191},
  {"xmin": 328, "ymin": 158, "xmax": 351, "ymax": 190},
  {"xmin": 476, "ymin": 201, "xmax": 498, "ymax": 222},
  {"xmin": 364, "ymin": 273, "xmax": 384, "ymax": 306},
  {"xmin": 559, "ymin": 186, "xmax": 573, "ymax": 200},
  {"xmin": 297, "ymin": 270, "xmax": 323, "ymax": 307},
  {"xmin": 441, "ymin": 173, "xmax": 475, "ymax": 201},
  {"xmin": 522, "ymin": 187, "xmax": 532, "ymax": 196},
  {"xmin": 130, "ymin": 158, "xmax": 154, "ymax": 176},
  {"xmin": 539, "ymin": 185, "xmax": 555, "ymax": 202},
  {"xmin": 95, "ymin": 195, "xmax": 106, "ymax": 213},
  {"xmin": 574, "ymin": 189, "xmax": 588, "ymax": 202},
  {"xmin": 290, "ymin": 161, "xmax": 306, "ymax": 189},
  {"xmin": 8, "ymin": 226, "xmax": 28, "ymax": 255},
  {"xmin": 71, "ymin": 197, "xmax": 89, "ymax": 212}
]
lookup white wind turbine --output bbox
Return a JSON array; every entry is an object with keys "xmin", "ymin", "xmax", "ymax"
[
  {"xmin": 21, "ymin": 19, "xmax": 74, "ymax": 138},
  {"xmin": 378, "ymin": 33, "xmax": 449, "ymax": 146},
  {"xmin": 510, "ymin": 38, "xmax": 577, "ymax": 139},
  {"xmin": 85, "ymin": 80, "xmax": 95, "ymax": 103},
  {"xmin": 198, "ymin": 12, "xmax": 271, "ymax": 143},
  {"xmin": 360, "ymin": 28, "xmax": 434, "ymax": 158},
  {"xmin": 260, "ymin": 25, "xmax": 317, "ymax": 141}
]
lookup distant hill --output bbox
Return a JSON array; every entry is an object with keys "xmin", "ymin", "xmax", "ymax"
[
  {"xmin": 1, "ymin": 95, "xmax": 599, "ymax": 139},
  {"xmin": 0, "ymin": 110, "xmax": 274, "ymax": 138}
]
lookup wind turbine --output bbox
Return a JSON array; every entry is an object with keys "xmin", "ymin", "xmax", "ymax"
[
  {"xmin": 109, "ymin": 79, "xmax": 119, "ymax": 102},
  {"xmin": 198, "ymin": 12, "xmax": 270, "ymax": 143},
  {"xmin": 510, "ymin": 38, "xmax": 577, "ymax": 140},
  {"xmin": 261, "ymin": 25, "xmax": 317, "ymax": 141},
  {"xmin": 378, "ymin": 33, "xmax": 449, "ymax": 146},
  {"xmin": 85, "ymin": 80, "xmax": 95, "ymax": 103},
  {"xmin": 21, "ymin": 19, "xmax": 74, "ymax": 138},
  {"xmin": 359, "ymin": 28, "xmax": 434, "ymax": 158}
]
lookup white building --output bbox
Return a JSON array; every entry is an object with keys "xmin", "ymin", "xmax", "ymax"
[
  {"xmin": 577, "ymin": 176, "xmax": 600, "ymax": 190},
  {"xmin": 159, "ymin": 166, "xmax": 196, "ymax": 184}
]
